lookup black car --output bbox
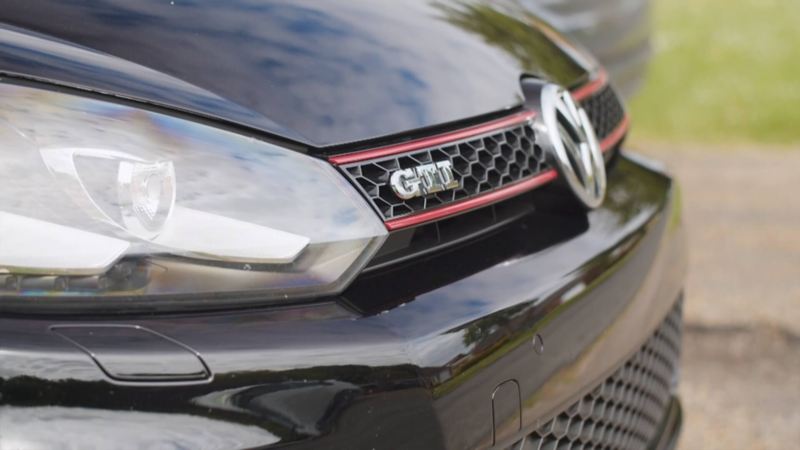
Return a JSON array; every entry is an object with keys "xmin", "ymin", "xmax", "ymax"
[{"xmin": 0, "ymin": 2, "xmax": 686, "ymax": 449}]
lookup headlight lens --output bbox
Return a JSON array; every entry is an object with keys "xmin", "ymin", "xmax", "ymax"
[{"xmin": 0, "ymin": 83, "xmax": 386, "ymax": 306}]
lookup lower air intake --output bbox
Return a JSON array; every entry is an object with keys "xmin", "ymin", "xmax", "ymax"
[{"xmin": 526, "ymin": 300, "xmax": 682, "ymax": 450}]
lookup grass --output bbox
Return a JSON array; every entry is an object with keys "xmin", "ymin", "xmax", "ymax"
[{"xmin": 629, "ymin": 0, "xmax": 800, "ymax": 145}]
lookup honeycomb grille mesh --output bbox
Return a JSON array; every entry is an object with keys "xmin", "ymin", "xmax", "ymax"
[
  {"xmin": 340, "ymin": 84, "xmax": 625, "ymax": 223},
  {"xmin": 581, "ymin": 84, "xmax": 626, "ymax": 141},
  {"xmin": 527, "ymin": 301, "xmax": 682, "ymax": 450},
  {"xmin": 342, "ymin": 122, "xmax": 548, "ymax": 221}
]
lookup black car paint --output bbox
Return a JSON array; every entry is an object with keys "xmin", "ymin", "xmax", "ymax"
[
  {"xmin": 0, "ymin": 156, "xmax": 686, "ymax": 449},
  {"xmin": 0, "ymin": 0, "xmax": 589, "ymax": 148},
  {"xmin": 0, "ymin": 2, "xmax": 685, "ymax": 449}
]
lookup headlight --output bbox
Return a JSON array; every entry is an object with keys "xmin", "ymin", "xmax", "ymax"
[{"xmin": 0, "ymin": 82, "xmax": 386, "ymax": 308}]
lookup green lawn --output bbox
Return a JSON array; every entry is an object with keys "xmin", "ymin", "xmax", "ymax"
[{"xmin": 629, "ymin": 0, "xmax": 800, "ymax": 145}]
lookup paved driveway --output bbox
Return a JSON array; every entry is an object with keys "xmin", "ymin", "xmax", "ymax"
[{"xmin": 640, "ymin": 146, "xmax": 800, "ymax": 450}]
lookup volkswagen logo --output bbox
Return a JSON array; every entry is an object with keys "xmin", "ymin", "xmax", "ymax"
[{"xmin": 537, "ymin": 84, "xmax": 606, "ymax": 209}]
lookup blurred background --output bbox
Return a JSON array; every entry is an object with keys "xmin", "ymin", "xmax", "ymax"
[
  {"xmin": 522, "ymin": 0, "xmax": 800, "ymax": 450},
  {"xmin": 629, "ymin": 1, "xmax": 800, "ymax": 448},
  {"xmin": 538, "ymin": 0, "xmax": 800, "ymax": 448}
]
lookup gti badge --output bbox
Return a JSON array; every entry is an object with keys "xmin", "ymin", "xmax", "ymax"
[
  {"xmin": 538, "ymin": 84, "xmax": 606, "ymax": 209},
  {"xmin": 390, "ymin": 160, "xmax": 459, "ymax": 200}
]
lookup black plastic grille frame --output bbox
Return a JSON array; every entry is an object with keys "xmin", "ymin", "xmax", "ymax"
[
  {"xmin": 525, "ymin": 301, "xmax": 682, "ymax": 450},
  {"xmin": 581, "ymin": 84, "xmax": 626, "ymax": 141},
  {"xmin": 341, "ymin": 121, "xmax": 549, "ymax": 221}
]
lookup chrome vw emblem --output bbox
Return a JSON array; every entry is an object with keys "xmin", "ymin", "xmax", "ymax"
[{"xmin": 538, "ymin": 84, "xmax": 606, "ymax": 208}]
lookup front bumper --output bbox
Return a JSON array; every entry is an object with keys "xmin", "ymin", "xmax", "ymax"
[{"xmin": 0, "ymin": 152, "xmax": 687, "ymax": 450}]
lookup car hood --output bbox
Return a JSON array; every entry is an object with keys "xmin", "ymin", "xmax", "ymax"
[{"xmin": 0, "ymin": 0, "xmax": 588, "ymax": 148}]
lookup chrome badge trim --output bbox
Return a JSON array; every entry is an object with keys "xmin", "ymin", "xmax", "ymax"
[
  {"xmin": 389, "ymin": 160, "xmax": 459, "ymax": 200},
  {"xmin": 538, "ymin": 84, "xmax": 607, "ymax": 209}
]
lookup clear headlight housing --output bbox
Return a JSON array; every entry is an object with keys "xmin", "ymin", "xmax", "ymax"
[{"xmin": 0, "ymin": 82, "xmax": 386, "ymax": 308}]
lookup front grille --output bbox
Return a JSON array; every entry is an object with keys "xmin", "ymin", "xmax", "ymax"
[
  {"xmin": 339, "ymin": 82, "xmax": 626, "ymax": 224},
  {"xmin": 526, "ymin": 301, "xmax": 682, "ymax": 450},
  {"xmin": 341, "ymin": 121, "xmax": 549, "ymax": 221},
  {"xmin": 581, "ymin": 84, "xmax": 626, "ymax": 141}
]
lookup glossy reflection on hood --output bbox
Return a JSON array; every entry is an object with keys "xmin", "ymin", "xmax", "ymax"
[{"xmin": 0, "ymin": 0, "xmax": 588, "ymax": 146}]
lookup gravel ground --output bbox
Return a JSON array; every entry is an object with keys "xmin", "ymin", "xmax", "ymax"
[{"xmin": 639, "ymin": 146, "xmax": 800, "ymax": 450}]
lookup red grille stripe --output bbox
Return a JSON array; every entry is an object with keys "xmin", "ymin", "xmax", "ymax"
[
  {"xmin": 600, "ymin": 114, "xmax": 630, "ymax": 152},
  {"xmin": 572, "ymin": 69, "xmax": 609, "ymax": 102},
  {"xmin": 384, "ymin": 169, "xmax": 558, "ymax": 230},
  {"xmin": 330, "ymin": 71, "xmax": 611, "ymax": 166},
  {"xmin": 329, "ymin": 110, "xmax": 537, "ymax": 165}
]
